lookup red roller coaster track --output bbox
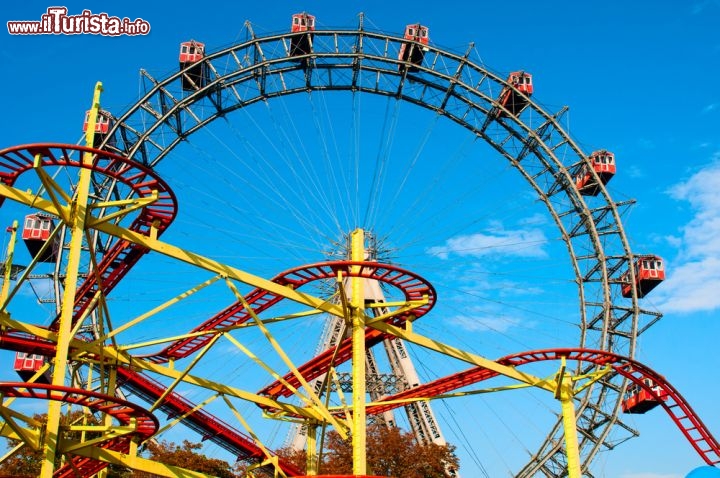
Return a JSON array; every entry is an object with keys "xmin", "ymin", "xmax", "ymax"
[
  {"xmin": 362, "ymin": 348, "xmax": 720, "ymax": 467},
  {"xmin": 0, "ymin": 144, "xmax": 304, "ymax": 475},
  {"xmin": 0, "ymin": 143, "xmax": 716, "ymax": 475},
  {"xmin": 0, "ymin": 383, "xmax": 157, "ymax": 477},
  {"xmin": 0, "ymin": 143, "xmax": 177, "ymax": 331}
]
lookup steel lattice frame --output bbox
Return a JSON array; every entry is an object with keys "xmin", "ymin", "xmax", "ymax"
[{"xmin": 63, "ymin": 22, "xmax": 662, "ymax": 476}]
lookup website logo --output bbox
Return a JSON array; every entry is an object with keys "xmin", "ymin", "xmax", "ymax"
[{"xmin": 7, "ymin": 7, "xmax": 151, "ymax": 36}]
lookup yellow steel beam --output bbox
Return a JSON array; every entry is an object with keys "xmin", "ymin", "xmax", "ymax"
[
  {"xmin": 96, "ymin": 274, "xmax": 223, "ymax": 344},
  {"xmin": 349, "ymin": 228, "xmax": 366, "ymax": 476},
  {"xmin": 32, "ymin": 154, "xmax": 72, "ymax": 224},
  {"xmin": 558, "ymin": 372, "xmax": 581, "ymax": 478},
  {"xmin": 60, "ymin": 426, "xmax": 135, "ymax": 454},
  {"xmin": 0, "ymin": 441, "xmax": 26, "ymax": 466},
  {"xmin": 153, "ymin": 393, "xmax": 220, "ymax": 437},
  {"xmin": 0, "ymin": 407, "xmax": 42, "ymax": 450},
  {"xmin": 364, "ymin": 298, "xmax": 428, "ymax": 326},
  {"xmin": 86, "ymin": 191, "xmax": 159, "ymax": 228},
  {"xmin": 0, "ymin": 221, "xmax": 18, "ymax": 305},
  {"xmin": 148, "ymin": 333, "xmax": 222, "ymax": 413},
  {"xmin": 224, "ymin": 278, "xmax": 348, "ymax": 437},
  {"xmin": 360, "ymin": 379, "xmax": 550, "ymax": 410},
  {"xmin": 64, "ymin": 443, "xmax": 218, "ymax": 478},
  {"xmin": 222, "ymin": 333, "xmax": 314, "ymax": 408},
  {"xmin": 91, "ymin": 218, "xmax": 345, "ymax": 317},
  {"xmin": 0, "ymin": 183, "xmax": 346, "ymax": 320},
  {"xmin": 221, "ymin": 395, "xmax": 288, "ymax": 478},
  {"xmin": 573, "ymin": 366, "xmax": 612, "ymax": 395},
  {"xmin": 306, "ymin": 421, "xmax": 318, "ymax": 476},
  {"xmin": 369, "ymin": 321, "xmax": 556, "ymax": 392},
  {"xmin": 40, "ymin": 81, "xmax": 103, "ymax": 478}
]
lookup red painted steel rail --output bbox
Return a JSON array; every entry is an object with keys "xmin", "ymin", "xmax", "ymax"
[
  {"xmin": 0, "ymin": 143, "xmax": 177, "ymax": 330},
  {"xmin": 363, "ymin": 348, "xmax": 720, "ymax": 466},
  {"xmin": 0, "ymin": 382, "xmax": 157, "ymax": 477},
  {"xmin": 148, "ymin": 260, "xmax": 436, "ymax": 363}
]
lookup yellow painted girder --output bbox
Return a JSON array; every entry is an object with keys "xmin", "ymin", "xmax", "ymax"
[
  {"xmin": 222, "ymin": 395, "xmax": 288, "ymax": 478},
  {"xmin": 0, "ymin": 183, "xmax": 345, "ymax": 320},
  {"xmin": 226, "ymin": 278, "xmax": 348, "ymax": 437},
  {"xmin": 60, "ymin": 426, "xmax": 135, "ymax": 454},
  {"xmin": 364, "ymin": 298, "xmax": 427, "ymax": 326},
  {"xmin": 154, "ymin": 393, "xmax": 220, "ymax": 437},
  {"xmin": 97, "ymin": 274, "xmax": 223, "ymax": 344},
  {"xmin": 65, "ymin": 443, "xmax": 218, "ymax": 478},
  {"xmin": 147, "ymin": 333, "xmax": 222, "ymax": 413},
  {"xmin": 558, "ymin": 373, "xmax": 581, "ymax": 478},
  {"xmin": 40, "ymin": 81, "xmax": 104, "ymax": 478},
  {"xmin": 0, "ymin": 311, "xmax": 324, "ymax": 422},
  {"xmin": 0, "ymin": 407, "xmax": 42, "ymax": 449},
  {"xmin": 32, "ymin": 154, "xmax": 72, "ymax": 224},
  {"xmin": 86, "ymin": 191, "xmax": 160, "ymax": 228},
  {"xmin": 349, "ymin": 228, "xmax": 367, "ymax": 476},
  {"xmin": 369, "ymin": 321, "xmax": 557, "ymax": 392},
  {"xmin": 0, "ymin": 441, "xmax": 26, "ymax": 466}
]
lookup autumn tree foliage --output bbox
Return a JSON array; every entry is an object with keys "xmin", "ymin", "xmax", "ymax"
[
  {"xmin": 1, "ymin": 412, "xmax": 457, "ymax": 478},
  {"xmin": 0, "ymin": 411, "xmax": 130, "ymax": 477},
  {"xmin": 0, "ymin": 411, "xmax": 236, "ymax": 478},
  {"xmin": 133, "ymin": 439, "xmax": 236, "ymax": 478},
  {"xmin": 274, "ymin": 423, "xmax": 459, "ymax": 478}
]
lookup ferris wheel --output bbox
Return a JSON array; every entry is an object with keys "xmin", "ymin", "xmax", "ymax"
[{"xmin": 2, "ymin": 11, "xmax": 712, "ymax": 478}]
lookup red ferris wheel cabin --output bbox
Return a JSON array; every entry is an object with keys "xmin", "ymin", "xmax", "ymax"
[
  {"xmin": 622, "ymin": 378, "xmax": 668, "ymax": 414},
  {"xmin": 83, "ymin": 109, "xmax": 114, "ymax": 148},
  {"xmin": 22, "ymin": 213, "xmax": 59, "ymax": 263},
  {"xmin": 496, "ymin": 71, "xmax": 533, "ymax": 117},
  {"xmin": 575, "ymin": 150, "xmax": 616, "ymax": 196},
  {"xmin": 179, "ymin": 40, "xmax": 207, "ymax": 91},
  {"xmin": 291, "ymin": 12, "xmax": 315, "ymax": 33},
  {"xmin": 289, "ymin": 12, "xmax": 316, "ymax": 57},
  {"xmin": 13, "ymin": 352, "xmax": 51, "ymax": 383},
  {"xmin": 83, "ymin": 109, "xmax": 112, "ymax": 135},
  {"xmin": 398, "ymin": 23, "xmax": 429, "ymax": 72},
  {"xmin": 621, "ymin": 255, "xmax": 665, "ymax": 298},
  {"xmin": 179, "ymin": 40, "xmax": 205, "ymax": 63}
]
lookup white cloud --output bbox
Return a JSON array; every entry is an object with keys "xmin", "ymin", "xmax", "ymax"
[
  {"xmin": 449, "ymin": 314, "xmax": 522, "ymax": 333},
  {"xmin": 655, "ymin": 158, "xmax": 720, "ymax": 313},
  {"xmin": 427, "ymin": 225, "xmax": 547, "ymax": 260}
]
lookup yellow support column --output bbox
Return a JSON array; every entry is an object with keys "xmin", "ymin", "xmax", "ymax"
[
  {"xmin": 40, "ymin": 82, "xmax": 103, "ymax": 478},
  {"xmin": 306, "ymin": 422, "xmax": 318, "ymax": 476},
  {"xmin": 0, "ymin": 221, "xmax": 18, "ymax": 303},
  {"xmin": 350, "ymin": 229, "xmax": 366, "ymax": 476},
  {"xmin": 558, "ymin": 373, "xmax": 581, "ymax": 478}
]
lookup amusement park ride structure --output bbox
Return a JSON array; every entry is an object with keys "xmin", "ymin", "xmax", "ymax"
[{"xmin": 0, "ymin": 11, "xmax": 717, "ymax": 478}]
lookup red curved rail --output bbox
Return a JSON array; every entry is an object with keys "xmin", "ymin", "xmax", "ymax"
[
  {"xmin": 362, "ymin": 348, "xmax": 720, "ymax": 466},
  {"xmin": 0, "ymin": 144, "xmax": 300, "ymax": 474},
  {"xmin": 0, "ymin": 143, "xmax": 178, "ymax": 329},
  {"xmin": 256, "ymin": 260, "xmax": 438, "ymax": 398},
  {"xmin": 148, "ymin": 260, "xmax": 436, "ymax": 363},
  {"xmin": 0, "ymin": 382, "xmax": 157, "ymax": 477},
  {"xmin": 0, "ymin": 330, "xmax": 303, "ymax": 476},
  {"xmin": 114, "ymin": 367, "xmax": 303, "ymax": 477}
]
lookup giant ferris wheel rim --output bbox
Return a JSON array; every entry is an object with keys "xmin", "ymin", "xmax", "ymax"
[{"xmin": 82, "ymin": 20, "xmax": 655, "ymax": 476}]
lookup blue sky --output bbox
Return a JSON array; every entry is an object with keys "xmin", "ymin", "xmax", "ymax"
[{"xmin": 2, "ymin": 1, "xmax": 720, "ymax": 477}]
